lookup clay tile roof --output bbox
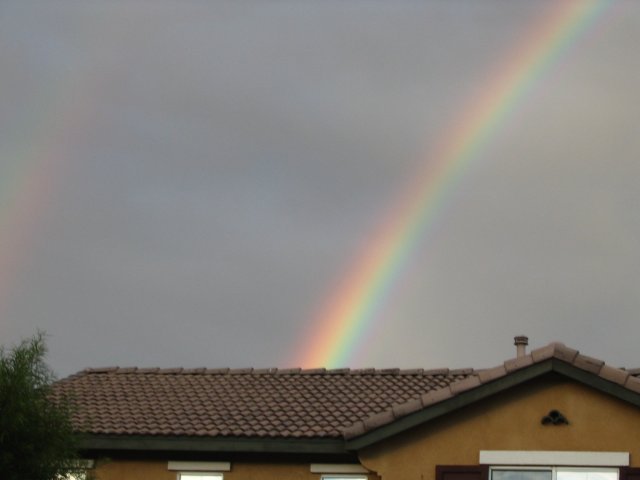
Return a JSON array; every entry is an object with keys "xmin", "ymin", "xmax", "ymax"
[
  {"xmin": 50, "ymin": 342, "xmax": 640, "ymax": 443},
  {"xmin": 51, "ymin": 366, "xmax": 475, "ymax": 440}
]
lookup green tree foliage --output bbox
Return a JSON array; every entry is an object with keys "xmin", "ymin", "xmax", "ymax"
[{"xmin": 0, "ymin": 332, "xmax": 83, "ymax": 480}]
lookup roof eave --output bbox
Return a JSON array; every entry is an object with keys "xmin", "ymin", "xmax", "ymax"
[
  {"xmin": 78, "ymin": 433, "xmax": 349, "ymax": 456},
  {"xmin": 345, "ymin": 358, "xmax": 640, "ymax": 450}
]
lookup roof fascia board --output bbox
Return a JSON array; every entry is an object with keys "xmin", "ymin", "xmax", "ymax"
[
  {"xmin": 79, "ymin": 434, "xmax": 347, "ymax": 455},
  {"xmin": 348, "ymin": 359, "xmax": 640, "ymax": 450},
  {"xmin": 551, "ymin": 360, "xmax": 640, "ymax": 408}
]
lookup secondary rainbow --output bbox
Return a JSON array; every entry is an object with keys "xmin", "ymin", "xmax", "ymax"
[
  {"xmin": 292, "ymin": 0, "xmax": 613, "ymax": 368},
  {"xmin": 0, "ymin": 57, "xmax": 111, "ymax": 334}
]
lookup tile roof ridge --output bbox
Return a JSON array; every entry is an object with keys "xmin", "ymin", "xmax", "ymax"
[
  {"xmin": 527, "ymin": 342, "xmax": 640, "ymax": 396},
  {"xmin": 83, "ymin": 367, "xmax": 121, "ymax": 374},
  {"xmin": 79, "ymin": 352, "xmax": 631, "ymax": 380},
  {"xmin": 489, "ymin": 341, "xmax": 637, "ymax": 387},
  {"xmin": 279, "ymin": 367, "xmax": 468, "ymax": 375},
  {"xmin": 80, "ymin": 366, "xmax": 204, "ymax": 375},
  {"xmin": 73, "ymin": 366, "xmax": 479, "ymax": 377}
]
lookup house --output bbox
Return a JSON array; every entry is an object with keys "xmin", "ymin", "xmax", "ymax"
[{"xmin": 52, "ymin": 337, "xmax": 640, "ymax": 480}]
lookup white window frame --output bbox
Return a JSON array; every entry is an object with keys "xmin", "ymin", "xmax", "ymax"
[
  {"xmin": 320, "ymin": 476, "xmax": 368, "ymax": 480},
  {"xmin": 177, "ymin": 474, "xmax": 224, "ymax": 480},
  {"xmin": 490, "ymin": 466, "xmax": 619, "ymax": 480},
  {"xmin": 482, "ymin": 450, "xmax": 627, "ymax": 480},
  {"xmin": 168, "ymin": 461, "xmax": 229, "ymax": 480},
  {"xmin": 480, "ymin": 451, "xmax": 629, "ymax": 467}
]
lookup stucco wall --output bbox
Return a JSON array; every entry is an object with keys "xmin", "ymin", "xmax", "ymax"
[
  {"xmin": 358, "ymin": 377, "xmax": 640, "ymax": 480},
  {"xmin": 90, "ymin": 459, "xmax": 380, "ymax": 480}
]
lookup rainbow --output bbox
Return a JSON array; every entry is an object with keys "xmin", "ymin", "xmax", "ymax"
[
  {"xmin": 0, "ymin": 95, "xmax": 81, "ymax": 335},
  {"xmin": 0, "ymin": 56, "xmax": 111, "ymax": 335},
  {"xmin": 292, "ymin": 0, "xmax": 613, "ymax": 368}
]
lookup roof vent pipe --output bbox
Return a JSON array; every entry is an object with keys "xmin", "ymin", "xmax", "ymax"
[{"xmin": 514, "ymin": 336, "xmax": 528, "ymax": 358}]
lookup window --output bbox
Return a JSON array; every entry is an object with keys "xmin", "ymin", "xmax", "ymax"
[
  {"xmin": 177, "ymin": 474, "xmax": 223, "ymax": 480},
  {"xmin": 492, "ymin": 468, "xmax": 551, "ymax": 480},
  {"xmin": 168, "ymin": 461, "xmax": 229, "ymax": 479},
  {"xmin": 321, "ymin": 477, "xmax": 367, "ymax": 480},
  {"xmin": 438, "ymin": 453, "xmax": 635, "ymax": 480},
  {"xmin": 491, "ymin": 467, "xmax": 618, "ymax": 480}
]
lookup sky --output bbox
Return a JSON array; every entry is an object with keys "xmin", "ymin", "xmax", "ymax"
[{"xmin": 1, "ymin": 0, "xmax": 639, "ymax": 378}]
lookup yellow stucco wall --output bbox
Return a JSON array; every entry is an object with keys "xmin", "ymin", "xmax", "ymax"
[
  {"xmin": 90, "ymin": 459, "xmax": 379, "ymax": 480},
  {"xmin": 358, "ymin": 377, "xmax": 640, "ymax": 480}
]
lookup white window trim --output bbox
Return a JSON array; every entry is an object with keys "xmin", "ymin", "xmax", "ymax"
[
  {"xmin": 480, "ymin": 452, "xmax": 629, "ymax": 467},
  {"xmin": 489, "ymin": 465, "xmax": 620, "ymax": 480},
  {"xmin": 168, "ymin": 461, "xmax": 231, "ymax": 472},
  {"xmin": 310, "ymin": 464, "xmax": 368, "ymax": 473},
  {"xmin": 176, "ymin": 474, "xmax": 224, "ymax": 480},
  {"xmin": 320, "ymin": 476, "xmax": 368, "ymax": 480}
]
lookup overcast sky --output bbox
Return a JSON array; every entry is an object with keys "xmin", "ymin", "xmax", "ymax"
[{"xmin": 1, "ymin": 0, "xmax": 639, "ymax": 377}]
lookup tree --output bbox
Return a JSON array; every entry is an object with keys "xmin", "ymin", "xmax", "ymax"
[{"xmin": 0, "ymin": 332, "xmax": 83, "ymax": 480}]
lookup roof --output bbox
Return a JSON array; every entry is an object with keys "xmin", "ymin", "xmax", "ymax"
[
  {"xmin": 52, "ymin": 342, "xmax": 640, "ymax": 453},
  {"xmin": 52, "ymin": 366, "xmax": 474, "ymax": 440}
]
